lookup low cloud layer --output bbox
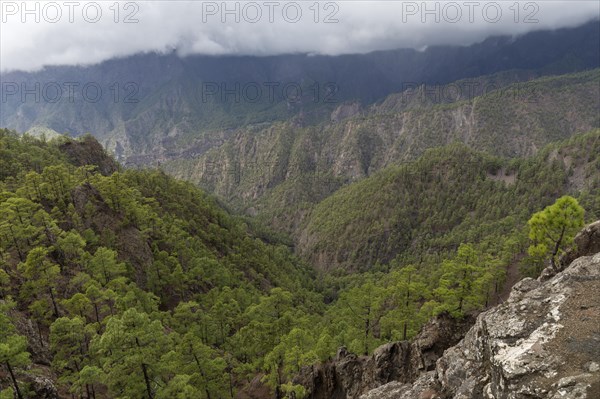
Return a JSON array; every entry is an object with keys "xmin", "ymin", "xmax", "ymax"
[{"xmin": 1, "ymin": 1, "xmax": 598, "ymax": 72}]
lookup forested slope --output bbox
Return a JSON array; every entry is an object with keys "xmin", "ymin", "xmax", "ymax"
[
  {"xmin": 298, "ymin": 131, "xmax": 600, "ymax": 271},
  {"xmin": 0, "ymin": 130, "xmax": 321, "ymax": 398},
  {"xmin": 0, "ymin": 130, "xmax": 596, "ymax": 398},
  {"xmin": 163, "ymin": 69, "xmax": 600, "ymax": 238}
]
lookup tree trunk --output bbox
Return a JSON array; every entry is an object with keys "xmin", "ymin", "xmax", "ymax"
[
  {"xmin": 141, "ymin": 362, "xmax": 153, "ymax": 399},
  {"xmin": 551, "ymin": 225, "xmax": 566, "ymax": 270},
  {"xmin": 135, "ymin": 337, "xmax": 154, "ymax": 399},
  {"xmin": 364, "ymin": 312, "xmax": 370, "ymax": 356},
  {"xmin": 8, "ymin": 225, "xmax": 23, "ymax": 261},
  {"xmin": 228, "ymin": 364, "xmax": 235, "ymax": 398},
  {"xmin": 458, "ymin": 270, "xmax": 467, "ymax": 313},
  {"xmin": 275, "ymin": 360, "xmax": 283, "ymax": 399},
  {"xmin": 49, "ymin": 286, "xmax": 60, "ymax": 318},
  {"xmin": 37, "ymin": 321, "xmax": 44, "ymax": 348},
  {"xmin": 404, "ymin": 275, "xmax": 411, "ymax": 340},
  {"xmin": 93, "ymin": 302, "xmax": 100, "ymax": 324},
  {"xmin": 6, "ymin": 361, "xmax": 24, "ymax": 399},
  {"xmin": 192, "ymin": 352, "xmax": 212, "ymax": 399}
]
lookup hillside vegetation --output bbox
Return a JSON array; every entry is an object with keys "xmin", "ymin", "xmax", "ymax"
[
  {"xmin": 298, "ymin": 131, "xmax": 600, "ymax": 271},
  {"xmin": 0, "ymin": 130, "xmax": 596, "ymax": 398},
  {"xmin": 163, "ymin": 71, "xmax": 600, "ymax": 269}
]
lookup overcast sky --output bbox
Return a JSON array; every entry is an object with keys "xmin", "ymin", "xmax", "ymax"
[{"xmin": 1, "ymin": 1, "xmax": 598, "ymax": 72}]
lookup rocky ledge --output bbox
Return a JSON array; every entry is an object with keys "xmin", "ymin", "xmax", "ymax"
[
  {"xmin": 361, "ymin": 221, "xmax": 600, "ymax": 399},
  {"xmin": 293, "ymin": 313, "xmax": 475, "ymax": 399}
]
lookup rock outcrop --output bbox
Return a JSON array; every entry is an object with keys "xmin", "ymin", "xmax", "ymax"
[
  {"xmin": 293, "ymin": 313, "xmax": 475, "ymax": 399},
  {"xmin": 360, "ymin": 221, "xmax": 600, "ymax": 399},
  {"xmin": 59, "ymin": 135, "xmax": 120, "ymax": 176},
  {"xmin": 559, "ymin": 220, "xmax": 600, "ymax": 271}
]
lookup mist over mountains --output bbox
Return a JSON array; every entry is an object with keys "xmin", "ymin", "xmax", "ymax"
[{"xmin": 1, "ymin": 21, "xmax": 598, "ymax": 165}]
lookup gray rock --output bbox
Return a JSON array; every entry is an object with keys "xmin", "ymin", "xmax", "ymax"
[
  {"xmin": 294, "ymin": 313, "xmax": 474, "ymax": 399},
  {"xmin": 360, "ymin": 221, "xmax": 600, "ymax": 399},
  {"xmin": 20, "ymin": 373, "xmax": 59, "ymax": 399}
]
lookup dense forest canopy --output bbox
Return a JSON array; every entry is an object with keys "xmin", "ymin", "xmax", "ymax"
[{"xmin": 0, "ymin": 128, "xmax": 597, "ymax": 398}]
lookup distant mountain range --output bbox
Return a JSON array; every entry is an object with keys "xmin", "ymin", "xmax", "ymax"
[{"xmin": 1, "ymin": 20, "xmax": 598, "ymax": 165}]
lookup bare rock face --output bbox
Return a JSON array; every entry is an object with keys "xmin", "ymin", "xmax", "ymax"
[
  {"xmin": 293, "ymin": 313, "xmax": 474, "ymax": 399},
  {"xmin": 11, "ymin": 311, "xmax": 50, "ymax": 365},
  {"xmin": 330, "ymin": 102, "xmax": 362, "ymax": 123},
  {"xmin": 361, "ymin": 221, "xmax": 600, "ymax": 399},
  {"xmin": 360, "ymin": 373, "xmax": 441, "ymax": 399},
  {"xmin": 559, "ymin": 220, "xmax": 600, "ymax": 271}
]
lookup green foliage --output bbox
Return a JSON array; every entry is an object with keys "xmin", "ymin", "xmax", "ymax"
[
  {"xmin": 93, "ymin": 308, "xmax": 171, "ymax": 398},
  {"xmin": 0, "ymin": 132, "xmax": 321, "ymax": 398},
  {"xmin": 301, "ymin": 131, "xmax": 599, "ymax": 272},
  {"xmin": 380, "ymin": 265, "xmax": 429, "ymax": 341},
  {"xmin": 18, "ymin": 247, "xmax": 61, "ymax": 318},
  {"xmin": 527, "ymin": 195, "xmax": 585, "ymax": 270},
  {"xmin": 49, "ymin": 316, "xmax": 97, "ymax": 394},
  {"xmin": 433, "ymin": 244, "xmax": 501, "ymax": 316},
  {"xmin": 0, "ymin": 300, "xmax": 32, "ymax": 399},
  {"xmin": 0, "ymin": 129, "xmax": 595, "ymax": 398}
]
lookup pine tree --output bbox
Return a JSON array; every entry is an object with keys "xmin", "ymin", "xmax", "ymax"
[
  {"xmin": 434, "ymin": 244, "xmax": 484, "ymax": 315},
  {"xmin": 93, "ymin": 308, "xmax": 171, "ymax": 399},
  {"xmin": 50, "ymin": 316, "xmax": 97, "ymax": 396},
  {"xmin": 83, "ymin": 247, "xmax": 127, "ymax": 287},
  {"xmin": 18, "ymin": 247, "xmax": 61, "ymax": 318},
  {"xmin": 528, "ymin": 195, "xmax": 585, "ymax": 270},
  {"xmin": 0, "ymin": 301, "xmax": 31, "ymax": 399}
]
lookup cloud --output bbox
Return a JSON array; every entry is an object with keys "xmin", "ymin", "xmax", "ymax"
[{"xmin": 1, "ymin": 0, "xmax": 598, "ymax": 72}]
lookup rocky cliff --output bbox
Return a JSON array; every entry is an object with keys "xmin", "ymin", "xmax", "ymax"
[
  {"xmin": 359, "ymin": 221, "xmax": 600, "ymax": 399},
  {"xmin": 293, "ymin": 313, "xmax": 475, "ymax": 399},
  {"xmin": 59, "ymin": 134, "xmax": 120, "ymax": 176}
]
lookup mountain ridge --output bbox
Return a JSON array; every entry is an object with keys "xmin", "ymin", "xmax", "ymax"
[{"xmin": 1, "ymin": 21, "xmax": 598, "ymax": 166}]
